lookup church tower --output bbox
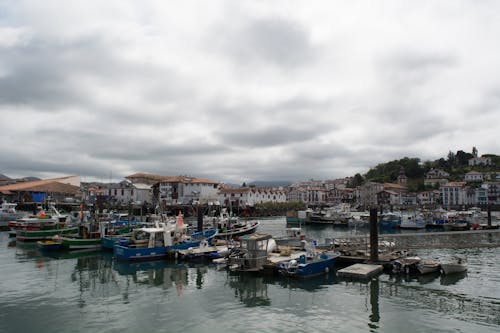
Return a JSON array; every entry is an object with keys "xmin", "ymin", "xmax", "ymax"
[{"xmin": 397, "ymin": 166, "xmax": 408, "ymax": 186}]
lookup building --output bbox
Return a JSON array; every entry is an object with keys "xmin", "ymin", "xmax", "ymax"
[
  {"xmin": 440, "ymin": 182, "xmax": 467, "ymax": 207},
  {"xmin": 424, "ymin": 169, "xmax": 449, "ymax": 187},
  {"xmin": 468, "ymin": 156, "xmax": 492, "ymax": 166},
  {"xmin": 126, "ymin": 173, "xmax": 220, "ymax": 206},
  {"xmin": 219, "ymin": 187, "xmax": 286, "ymax": 207},
  {"xmin": 377, "ymin": 190, "xmax": 401, "ymax": 206},
  {"xmin": 464, "ymin": 171, "xmax": 483, "ymax": 182},
  {"xmin": 417, "ymin": 190, "xmax": 440, "ymax": 206},
  {"xmin": 287, "ymin": 187, "xmax": 307, "ymax": 203},
  {"xmin": 359, "ymin": 182, "xmax": 384, "ymax": 207}
]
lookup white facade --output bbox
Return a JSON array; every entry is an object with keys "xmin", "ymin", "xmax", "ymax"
[
  {"xmin": 441, "ymin": 182, "xmax": 467, "ymax": 207},
  {"xmin": 159, "ymin": 179, "xmax": 219, "ymax": 205},
  {"xmin": 464, "ymin": 171, "xmax": 483, "ymax": 182},
  {"xmin": 219, "ymin": 188, "xmax": 287, "ymax": 206},
  {"xmin": 468, "ymin": 156, "xmax": 491, "ymax": 166}
]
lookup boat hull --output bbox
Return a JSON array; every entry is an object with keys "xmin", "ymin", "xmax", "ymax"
[
  {"xmin": 214, "ymin": 221, "xmax": 259, "ymax": 239},
  {"xmin": 16, "ymin": 227, "xmax": 79, "ymax": 242},
  {"xmin": 441, "ymin": 263, "xmax": 467, "ymax": 275},
  {"xmin": 114, "ymin": 229, "xmax": 217, "ymax": 261},
  {"xmin": 59, "ymin": 237, "xmax": 103, "ymax": 250},
  {"xmin": 37, "ymin": 240, "xmax": 62, "ymax": 251},
  {"xmin": 280, "ymin": 254, "xmax": 340, "ymax": 279}
]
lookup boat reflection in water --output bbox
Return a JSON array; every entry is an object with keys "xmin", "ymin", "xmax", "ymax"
[
  {"xmin": 440, "ymin": 271, "xmax": 467, "ymax": 286},
  {"xmin": 226, "ymin": 273, "xmax": 272, "ymax": 306}
]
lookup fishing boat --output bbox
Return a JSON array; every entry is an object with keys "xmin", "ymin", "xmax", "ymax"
[
  {"xmin": 176, "ymin": 240, "xmax": 229, "ymax": 261},
  {"xmin": 9, "ymin": 205, "xmax": 70, "ymax": 236},
  {"xmin": 441, "ymin": 258, "xmax": 467, "ymax": 275},
  {"xmin": 210, "ymin": 209, "xmax": 259, "ymax": 240},
  {"xmin": 379, "ymin": 212, "xmax": 401, "ymax": 229},
  {"xmin": 114, "ymin": 214, "xmax": 217, "ymax": 261},
  {"xmin": 416, "ymin": 259, "xmax": 441, "ymax": 275},
  {"xmin": 399, "ymin": 212, "xmax": 426, "ymax": 229},
  {"xmin": 16, "ymin": 223, "xmax": 79, "ymax": 242},
  {"xmin": 274, "ymin": 227, "xmax": 309, "ymax": 248},
  {"xmin": 277, "ymin": 241, "xmax": 340, "ymax": 279},
  {"xmin": 0, "ymin": 202, "xmax": 25, "ymax": 223}
]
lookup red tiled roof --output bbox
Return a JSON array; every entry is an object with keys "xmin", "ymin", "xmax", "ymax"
[{"xmin": 0, "ymin": 176, "xmax": 79, "ymax": 193}]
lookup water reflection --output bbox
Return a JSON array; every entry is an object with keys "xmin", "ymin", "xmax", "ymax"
[
  {"xmin": 278, "ymin": 272, "xmax": 338, "ymax": 291},
  {"xmin": 226, "ymin": 273, "xmax": 271, "ymax": 307},
  {"xmin": 440, "ymin": 271, "xmax": 467, "ymax": 286},
  {"xmin": 369, "ymin": 279, "xmax": 380, "ymax": 326},
  {"xmin": 113, "ymin": 260, "xmax": 190, "ymax": 291}
]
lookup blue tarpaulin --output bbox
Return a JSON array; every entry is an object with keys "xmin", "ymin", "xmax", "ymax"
[{"xmin": 32, "ymin": 193, "xmax": 47, "ymax": 203}]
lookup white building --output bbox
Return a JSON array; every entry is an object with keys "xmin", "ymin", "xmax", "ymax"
[
  {"xmin": 219, "ymin": 187, "xmax": 287, "ymax": 206},
  {"xmin": 468, "ymin": 156, "xmax": 492, "ymax": 166},
  {"xmin": 464, "ymin": 171, "xmax": 483, "ymax": 182},
  {"xmin": 125, "ymin": 173, "xmax": 220, "ymax": 205},
  {"xmin": 440, "ymin": 182, "xmax": 467, "ymax": 207}
]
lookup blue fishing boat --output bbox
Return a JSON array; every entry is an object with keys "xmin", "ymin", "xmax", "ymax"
[
  {"xmin": 113, "ymin": 215, "xmax": 217, "ymax": 261},
  {"xmin": 278, "ymin": 253, "xmax": 340, "ymax": 278}
]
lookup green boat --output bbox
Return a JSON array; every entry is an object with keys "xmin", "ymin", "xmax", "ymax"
[
  {"xmin": 16, "ymin": 226, "xmax": 79, "ymax": 242},
  {"xmin": 58, "ymin": 236, "xmax": 103, "ymax": 251}
]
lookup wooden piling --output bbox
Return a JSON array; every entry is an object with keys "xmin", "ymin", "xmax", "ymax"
[
  {"xmin": 197, "ymin": 205, "xmax": 203, "ymax": 232},
  {"xmin": 488, "ymin": 205, "xmax": 492, "ymax": 227},
  {"xmin": 370, "ymin": 208, "xmax": 379, "ymax": 262}
]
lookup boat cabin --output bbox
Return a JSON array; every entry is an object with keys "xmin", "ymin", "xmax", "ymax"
[{"xmin": 229, "ymin": 233, "xmax": 274, "ymax": 272}]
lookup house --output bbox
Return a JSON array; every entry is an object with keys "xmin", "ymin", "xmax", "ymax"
[
  {"xmin": 464, "ymin": 171, "xmax": 483, "ymax": 182},
  {"xmin": 468, "ymin": 156, "xmax": 492, "ymax": 166},
  {"xmin": 417, "ymin": 190, "xmax": 440, "ymax": 205},
  {"xmin": 377, "ymin": 190, "xmax": 401, "ymax": 206},
  {"xmin": 424, "ymin": 168, "xmax": 449, "ymax": 187}
]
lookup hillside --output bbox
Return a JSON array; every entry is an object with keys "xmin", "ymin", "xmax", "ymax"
[{"xmin": 356, "ymin": 149, "xmax": 499, "ymax": 192}]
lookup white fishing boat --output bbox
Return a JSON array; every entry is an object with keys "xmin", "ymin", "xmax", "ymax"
[
  {"xmin": 0, "ymin": 202, "xmax": 25, "ymax": 222},
  {"xmin": 399, "ymin": 212, "xmax": 426, "ymax": 229}
]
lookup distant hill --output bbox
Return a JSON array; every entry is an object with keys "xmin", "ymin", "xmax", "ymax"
[
  {"xmin": 23, "ymin": 176, "xmax": 41, "ymax": 181},
  {"xmin": 0, "ymin": 174, "xmax": 12, "ymax": 181}
]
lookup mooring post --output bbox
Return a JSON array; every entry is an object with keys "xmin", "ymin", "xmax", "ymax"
[
  {"xmin": 487, "ymin": 205, "xmax": 492, "ymax": 227},
  {"xmin": 197, "ymin": 204, "xmax": 204, "ymax": 232},
  {"xmin": 370, "ymin": 208, "xmax": 379, "ymax": 262}
]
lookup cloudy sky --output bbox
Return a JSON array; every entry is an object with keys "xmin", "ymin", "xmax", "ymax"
[{"xmin": 1, "ymin": 1, "xmax": 499, "ymax": 184}]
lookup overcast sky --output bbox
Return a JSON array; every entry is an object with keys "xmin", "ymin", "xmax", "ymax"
[{"xmin": 1, "ymin": 1, "xmax": 499, "ymax": 184}]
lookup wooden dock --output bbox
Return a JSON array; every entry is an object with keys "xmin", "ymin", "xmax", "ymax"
[{"xmin": 337, "ymin": 264, "xmax": 384, "ymax": 280}]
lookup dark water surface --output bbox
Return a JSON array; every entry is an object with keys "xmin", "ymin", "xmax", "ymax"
[{"xmin": 1, "ymin": 217, "xmax": 499, "ymax": 333}]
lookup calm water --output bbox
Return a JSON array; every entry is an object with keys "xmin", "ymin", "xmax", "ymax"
[{"xmin": 1, "ymin": 217, "xmax": 499, "ymax": 333}]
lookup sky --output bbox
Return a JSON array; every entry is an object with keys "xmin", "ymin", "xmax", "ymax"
[{"xmin": 1, "ymin": 1, "xmax": 499, "ymax": 184}]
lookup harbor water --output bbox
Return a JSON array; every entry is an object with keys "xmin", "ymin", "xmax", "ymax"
[{"xmin": 1, "ymin": 217, "xmax": 500, "ymax": 333}]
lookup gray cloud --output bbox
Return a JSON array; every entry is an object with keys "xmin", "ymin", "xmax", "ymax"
[
  {"xmin": 1, "ymin": 2, "xmax": 499, "ymax": 183},
  {"xmin": 214, "ymin": 17, "xmax": 316, "ymax": 68}
]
